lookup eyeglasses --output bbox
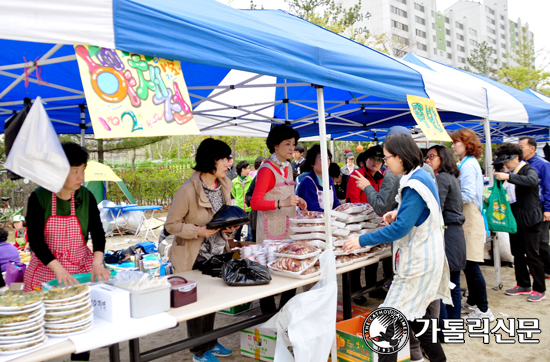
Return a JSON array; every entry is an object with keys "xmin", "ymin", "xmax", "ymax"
[
  {"xmin": 382, "ymin": 155, "xmax": 395, "ymax": 163},
  {"xmin": 424, "ymin": 154, "xmax": 440, "ymax": 161},
  {"xmin": 369, "ymin": 157, "xmax": 384, "ymax": 163}
]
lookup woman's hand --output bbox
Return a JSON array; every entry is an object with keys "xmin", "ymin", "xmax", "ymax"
[
  {"xmin": 383, "ymin": 210, "xmax": 398, "ymax": 225},
  {"xmin": 494, "ymin": 172, "xmax": 509, "ymax": 181},
  {"xmin": 53, "ymin": 266, "xmax": 78, "ymax": 287},
  {"xmin": 198, "ymin": 226, "xmax": 220, "ymax": 238},
  {"xmin": 222, "ymin": 225, "xmax": 240, "ymax": 236},
  {"xmin": 91, "ymin": 263, "xmax": 111, "ymax": 283},
  {"xmin": 343, "ymin": 237, "xmax": 361, "ymax": 253},
  {"xmin": 350, "ymin": 171, "xmax": 371, "ymax": 191},
  {"xmin": 281, "ymin": 195, "xmax": 306, "ymax": 209}
]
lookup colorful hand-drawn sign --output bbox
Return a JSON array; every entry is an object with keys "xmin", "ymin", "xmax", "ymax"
[
  {"xmin": 74, "ymin": 45, "xmax": 199, "ymax": 138},
  {"xmin": 406, "ymin": 95, "xmax": 452, "ymax": 142}
]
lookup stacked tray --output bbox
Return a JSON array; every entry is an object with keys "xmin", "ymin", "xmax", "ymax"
[
  {"xmin": 43, "ymin": 285, "xmax": 94, "ymax": 337},
  {"xmin": 0, "ymin": 291, "xmax": 47, "ymax": 355}
]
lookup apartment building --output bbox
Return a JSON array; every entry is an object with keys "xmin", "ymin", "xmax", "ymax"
[{"xmin": 342, "ymin": 0, "xmax": 533, "ymax": 69}]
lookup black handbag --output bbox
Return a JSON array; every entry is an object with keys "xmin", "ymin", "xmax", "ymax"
[
  {"xmin": 206, "ymin": 205, "xmax": 249, "ymax": 229},
  {"xmin": 222, "ymin": 259, "xmax": 272, "ymax": 286}
]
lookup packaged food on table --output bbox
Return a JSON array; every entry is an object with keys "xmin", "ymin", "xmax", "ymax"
[
  {"xmin": 334, "ymin": 203, "xmax": 368, "ymax": 214},
  {"xmin": 344, "ymin": 214, "xmax": 367, "ymax": 224},
  {"xmin": 301, "ymin": 261, "xmax": 320, "ymax": 275},
  {"xmin": 289, "ymin": 211, "xmax": 336, "ymax": 224},
  {"xmin": 344, "ymin": 223, "xmax": 362, "ymax": 232},
  {"xmin": 331, "ymin": 220, "xmax": 346, "ymax": 228},
  {"xmin": 274, "ymin": 242, "xmax": 321, "ymax": 259},
  {"xmin": 289, "ymin": 233, "xmax": 336, "ymax": 243},
  {"xmin": 335, "ymin": 255, "xmax": 354, "ymax": 268},
  {"xmin": 361, "ymin": 221, "xmax": 379, "ymax": 229},
  {"xmin": 332, "ymin": 228, "xmax": 350, "ymax": 237},
  {"xmin": 269, "ymin": 257, "xmax": 316, "ymax": 273}
]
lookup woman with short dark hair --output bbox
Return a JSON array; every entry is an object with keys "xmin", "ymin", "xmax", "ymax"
[
  {"xmin": 450, "ymin": 128, "xmax": 494, "ymax": 320},
  {"xmin": 426, "ymin": 145, "xmax": 467, "ymax": 320},
  {"xmin": 165, "ymin": 137, "xmax": 238, "ymax": 361},
  {"xmin": 344, "ymin": 134, "xmax": 450, "ymax": 362},
  {"xmin": 232, "ymin": 161, "xmax": 253, "ymax": 241}
]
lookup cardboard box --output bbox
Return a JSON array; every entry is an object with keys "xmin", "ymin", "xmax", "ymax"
[
  {"xmin": 90, "ymin": 284, "xmax": 131, "ymax": 323},
  {"xmin": 228, "ymin": 240, "xmax": 256, "ymax": 250},
  {"xmin": 240, "ymin": 324, "xmax": 276, "ymax": 361},
  {"xmin": 336, "ymin": 316, "xmax": 410, "ymax": 362},
  {"xmin": 336, "ymin": 302, "xmax": 372, "ymax": 322},
  {"xmin": 218, "ymin": 300, "xmax": 260, "ymax": 315}
]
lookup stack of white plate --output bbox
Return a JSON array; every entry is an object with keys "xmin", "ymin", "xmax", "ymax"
[
  {"xmin": 0, "ymin": 298, "xmax": 47, "ymax": 356},
  {"xmin": 43, "ymin": 286, "xmax": 93, "ymax": 337}
]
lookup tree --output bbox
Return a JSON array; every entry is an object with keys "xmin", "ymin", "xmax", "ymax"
[
  {"xmin": 286, "ymin": 0, "xmax": 362, "ymax": 36},
  {"xmin": 361, "ymin": 30, "xmax": 417, "ymax": 58},
  {"xmin": 462, "ymin": 41, "xmax": 496, "ymax": 78},
  {"xmin": 497, "ymin": 26, "xmax": 550, "ymax": 91}
]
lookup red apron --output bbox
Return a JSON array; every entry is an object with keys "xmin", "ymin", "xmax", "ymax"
[{"xmin": 23, "ymin": 192, "xmax": 93, "ymax": 291}]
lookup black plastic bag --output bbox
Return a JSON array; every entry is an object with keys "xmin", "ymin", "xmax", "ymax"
[
  {"xmin": 222, "ymin": 259, "xmax": 272, "ymax": 286},
  {"xmin": 207, "ymin": 205, "xmax": 249, "ymax": 229},
  {"xmin": 198, "ymin": 252, "xmax": 235, "ymax": 278},
  {"xmin": 4, "ymin": 98, "xmax": 31, "ymax": 181}
]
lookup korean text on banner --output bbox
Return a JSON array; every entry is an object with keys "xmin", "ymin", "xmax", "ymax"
[
  {"xmin": 74, "ymin": 45, "xmax": 200, "ymax": 139},
  {"xmin": 407, "ymin": 95, "xmax": 452, "ymax": 142}
]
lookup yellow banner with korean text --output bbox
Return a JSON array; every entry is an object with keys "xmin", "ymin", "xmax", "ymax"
[
  {"xmin": 74, "ymin": 45, "xmax": 200, "ymax": 138},
  {"xmin": 406, "ymin": 95, "xmax": 452, "ymax": 142}
]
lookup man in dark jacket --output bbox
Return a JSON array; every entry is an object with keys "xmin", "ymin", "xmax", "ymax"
[
  {"xmin": 495, "ymin": 143, "xmax": 546, "ymax": 302},
  {"xmin": 519, "ymin": 137, "xmax": 550, "ymax": 279},
  {"xmin": 226, "ymin": 155, "xmax": 238, "ymax": 180}
]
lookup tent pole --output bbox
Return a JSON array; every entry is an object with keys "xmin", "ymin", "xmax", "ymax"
[
  {"xmin": 284, "ymin": 79, "xmax": 289, "ymax": 123},
  {"xmin": 330, "ymin": 139, "xmax": 335, "ymax": 162},
  {"xmin": 79, "ymin": 104, "xmax": 86, "ymax": 147}
]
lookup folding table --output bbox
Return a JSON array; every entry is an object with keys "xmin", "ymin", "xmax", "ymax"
[
  {"xmin": 123, "ymin": 205, "xmax": 163, "ymax": 240},
  {"xmin": 103, "ymin": 204, "xmax": 137, "ymax": 236}
]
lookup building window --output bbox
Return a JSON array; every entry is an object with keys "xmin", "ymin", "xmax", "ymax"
[
  {"xmin": 487, "ymin": 16, "xmax": 495, "ymax": 25},
  {"xmin": 494, "ymin": 59, "xmax": 498, "ymax": 64},
  {"xmin": 500, "ymin": 34, "xmax": 505, "ymax": 39},
  {"xmin": 438, "ymin": 26, "xmax": 442, "ymax": 32},
  {"xmin": 503, "ymin": 53, "xmax": 507, "ymax": 58},
  {"xmin": 445, "ymin": 17, "xmax": 450, "ymax": 24},
  {"xmin": 438, "ymin": 39, "xmax": 443, "ymax": 44},
  {"xmin": 447, "ymin": 53, "xmax": 452, "ymax": 59},
  {"xmin": 470, "ymin": 39, "xmax": 478, "ymax": 46},
  {"xmin": 486, "ymin": 6, "xmax": 495, "ymax": 15},
  {"xmin": 446, "ymin": 41, "xmax": 451, "ymax": 47},
  {"xmin": 458, "ymin": 56, "xmax": 466, "ymax": 63},
  {"xmin": 456, "ymin": 33, "xmax": 464, "ymax": 41},
  {"xmin": 437, "ymin": 14, "xmax": 441, "ymax": 20},
  {"xmin": 396, "ymin": 0, "xmax": 406, "ymax": 3},
  {"xmin": 391, "ymin": 20, "xmax": 409, "ymax": 31},
  {"xmin": 456, "ymin": 22, "xmax": 464, "ymax": 30},
  {"xmin": 431, "ymin": 10, "xmax": 434, "ymax": 17},
  {"xmin": 433, "ymin": 35, "xmax": 436, "ymax": 42},
  {"xmin": 434, "ymin": 48, "xmax": 437, "ymax": 55},
  {"xmin": 416, "ymin": 29, "xmax": 427, "ymax": 38},
  {"xmin": 391, "ymin": 6, "xmax": 408, "ymax": 18},
  {"xmin": 417, "ymin": 43, "xmax": 427, "ymax": 51},
  {"xmin": 488, "ymin": 38, "xmax": 496, "ymax": 44},
  {"xmin": 457, "ymin": 45, "xmax": 465, "ymax": 52},
  {"xmin": 445, "ymin": 29, "xmax": 451, "ymax": 35},
  {"xmin": 503, "ymin": 62, "xmax": 507, "ymax": 67},
  {"xmin": 500, "ymin": 24, "xmax": 505, "ymax": 30},
  {"xmin": 501, "ymin": 43, "xmax": 506, "ymax": 49},
  {"xmin": 493, "ymin": 49, "xmax": 497, "ymax": 54},
  {"xmin": 500, "ymin": 15, "xmax": 504, "ymax": 20},
  {"xmin": 469, "ymin": 28, "xmax": 477, "ymax": 36},
  {"xmin": 487, "ymin": 27, "xmax": 496, "ymax": 35},
  {"xmin": 392, "ymin": 34, "xmax": 410, "ymax": 46},
  {"xmin": 414, "ymin": 3, "xmax": 424, "ymax": 12},
  {"xmin": 432, "ymin": 23, "xmax": 435, "ymax": 30},
  {"xmin": 516, "ymin": 41, "xmax": 519, "ymax": 46},
  {"xmin": 415, "ymin": 16, "xmax": 425, "ymax": 25}
]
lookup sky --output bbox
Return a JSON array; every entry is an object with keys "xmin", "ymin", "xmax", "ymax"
[{"xmin": 224, "ymin": 0, "xmax": 550, "ymax": 55}]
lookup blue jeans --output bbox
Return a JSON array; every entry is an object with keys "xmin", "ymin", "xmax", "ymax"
[
  {"xmin": 464, "ymin": 261, "xmax": 488, "ymax": 312},
  {"xmin": 234, "ymin": 223, "xmax": 253, "ymax": 242},
  {"xmin": 440, "ymin": 270, "xmax": 462, "ymax": 320}
]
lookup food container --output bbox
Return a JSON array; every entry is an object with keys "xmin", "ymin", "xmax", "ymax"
[
  {"xmin": 167, "ymin": 276, "xmax": 198, "ymax": 308},
  {"xmin": 114, "ymin": 281, "xmax": 170, "ymax": 318}
]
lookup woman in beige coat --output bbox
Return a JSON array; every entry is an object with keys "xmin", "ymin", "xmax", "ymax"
[{"xmin": 166, "ymin": 138, "xmax": 238, "ymax": 362}]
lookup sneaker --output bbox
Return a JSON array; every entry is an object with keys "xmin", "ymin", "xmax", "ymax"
[
  {"xmin": 527, "ymin": 291, "xmax": 546, "ymax": 302},
  {"xmin": 464, "ymin": 307, "xmax": 495, "ymax": 322},
  {"xmin": 461, "ymin": 300, "xmax": 476, "ymax": 314},
  {"xmin": 353, "ymin": 296, "xmax": 368, "ymax": 306},
  {"xmin": 193, "ymin": 351, "xmax": 220, "ymax": 362},
  {"xmin": 505, "ymin": 286, "xmax": 532, "ymax": 296},
  {"xmin": 210, "ymin": 343, "xmax": 232, "ymax": 357}
]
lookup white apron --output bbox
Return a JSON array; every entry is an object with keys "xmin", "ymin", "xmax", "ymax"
[
  {"xmin": 381, "ymin": 168, "xmax": 452, "ymax": 321},
  {"xmin": 304, "ymin": 175, "xmax": 334, "ymax": 211}
]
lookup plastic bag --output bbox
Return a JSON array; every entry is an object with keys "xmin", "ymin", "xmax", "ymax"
[
  {"xmin": 206, "ymin": 205, "xmax": 249, "ymax": 229},
  {"xmin": 4, "ymin": 98, "xmax": 31, "ymax": 181},
  {"xmin": 4, "ymin": 97, "xmax": 70, "ymax": 193},
  {"xmin": 198, "ymin": 252, "xmax": 235, "ymax": 278},
  {"xmin": 222, "ymin": 259, "xmax": 271, "ymax": 286},
  {"xmin": 484, "ymin": 179, "xmax": 517, "ymax": 233},
  {"xmin": 5, "ymin": 261, "xmax": 26, "ymax": 287},
  {"xmin": 262, "ymin": 248, "xmax": 337, "ymax": 362}
]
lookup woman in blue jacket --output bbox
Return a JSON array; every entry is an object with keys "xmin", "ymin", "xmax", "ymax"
[{"xmin": 297, "ymin": 144, "xmax": 340, "ymax": 212}]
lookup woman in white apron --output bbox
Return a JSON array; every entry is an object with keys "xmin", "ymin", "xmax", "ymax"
[
  {"xmin": 450, "ymin": 129, "xmax": 494, "ymax": 321},
  {"xmin": 250, "ymin": 124, "xmax": 307, "ymax": 313},
  {"xmin": 296, "ymin": 144, "xmax": 340, "ymax": 211},
  {"xmin": 344, "ymin": 134, "xmax": 451, "ymax": 362}
]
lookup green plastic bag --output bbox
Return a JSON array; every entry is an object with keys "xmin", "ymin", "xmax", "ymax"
[{"xmin": 485, "ymin": 179, "xmax": 517, "ymax": 234}]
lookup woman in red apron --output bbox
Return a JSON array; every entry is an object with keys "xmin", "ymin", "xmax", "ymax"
[{"xmin": 24, "ymin": 143, "xmax": 110, "ymax": 291}]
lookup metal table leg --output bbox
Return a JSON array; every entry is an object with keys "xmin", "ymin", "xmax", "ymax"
[
  {"xmin": 108, "ymin": 343, "xmax": 120, "ymax": 362},
  {"xmin": 129, "ymin": 338, "xmax": 141, "ymax": 362},
  {"xmin": 342, "ymin": 272, "xmax": 352, "ymax": 320}
]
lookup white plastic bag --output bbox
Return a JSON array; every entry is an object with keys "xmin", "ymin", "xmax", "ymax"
[
  {"xmin": 5, "ymin": 97, "xmax": 69, "ymax": 193},
  {"xmin": 496, "ymin": 232, "xmax": 514, "ymax": 262},
  {"xmin": 262, "ymin": 248, "xmax": 337, "ymax": 362}
]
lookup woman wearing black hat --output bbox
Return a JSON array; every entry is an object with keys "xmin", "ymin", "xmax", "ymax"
[
  {"xmin": 494, "ymin": 143, "xmax": 546, "ymax": 302},
  {"xmin": 346, "ymin": 145, "xmax": 384, "ymax": 203}
]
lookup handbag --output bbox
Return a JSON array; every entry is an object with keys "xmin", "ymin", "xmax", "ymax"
[
  {"xmin": 5, "ymin": 261, "xmax": 26, "ymax": 287},
  {"xmin": 167, "ymin": 276, "xmax": 197, "ymax": 308},
  {"xmin": 206, "ymin": 205, "xmax": 249, "ymax": 230},
  {"xmin": 484, "ymin": 179, "xmax": 517, "ymax": 234}
]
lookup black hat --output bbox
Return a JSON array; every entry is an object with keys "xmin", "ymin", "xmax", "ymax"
[
  {"xmin": 492, "ymin": 153, "xmax": 519, "ymax": 165},
  {"xmin": 364, "ymin": 145, "xmax": 384, "ymax": 159}
]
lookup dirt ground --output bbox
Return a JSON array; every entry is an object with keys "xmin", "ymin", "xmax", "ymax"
[{"xmin": 35, "ymin": 212, "xmax": 549, "ymax": 362}]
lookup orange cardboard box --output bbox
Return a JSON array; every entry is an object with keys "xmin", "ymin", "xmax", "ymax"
[{"xmin": 336, "ymin": 302, "xmax": 372, "ymax": 322}]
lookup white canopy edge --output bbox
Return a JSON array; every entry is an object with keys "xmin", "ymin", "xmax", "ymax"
[{"xmin": 0, "ymin": 0, "xmax": 115, "ymax": 48}]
